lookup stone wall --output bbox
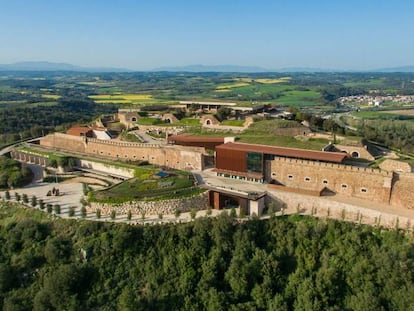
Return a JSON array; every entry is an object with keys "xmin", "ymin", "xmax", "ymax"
[
  {"xmin": 335, "ymin": 144, "xmax": 375, "ymax": 160},
  {"xmin": 390, "ymin": 173, "xmax": 414, "ymax": 209},
  {"xmin": 380, "ymin": 159, "xmax": 413, "ymax": 173},
  {"xmin": 88, "ymin": 192, "xmax": 209, "ymax": 216},
  {"xmin": 78, "ymin": 159, "xmax": 135, "ymax": 178},
  {"xmin": 270, "ymin": 157, "xmax": 393, "ymax": 204},
  {"xmin": 40, "ymin": 133, "xmax": 206, "ymax": 171},
  {"xmin": 267, "ymin": 189, "xmax": 412, "ymax": 230},
  {"xmin": 41, "ymin": 133, "xmax": 86, "ymax": 153}
]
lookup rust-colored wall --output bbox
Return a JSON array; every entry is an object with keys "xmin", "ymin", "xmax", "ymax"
[
  {"xmin": 216, "ymin": 149, "xmax": 246, "ymax": 172},
  {"xmin": 270, "ymin": 157, "xmax": 393, "ymax": 204}
]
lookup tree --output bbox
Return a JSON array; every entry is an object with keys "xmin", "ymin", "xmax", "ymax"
[
  {"xmin": 39, "ymin": 199, "xmax": 45, "ymax": 210},
  {"xmin": 14, "ymin": 192, "xmax": 21, "ymax": 202},
  {"xmin": 4, "ymin": 190, "xmax": 10, "ymax": 200},
  {"xmin": 175, "ymin": 209, "xmax": 181, "ymax": 219},
  {"xmin": 54, "ymin": 204, "xmax": 61, "ymax": 214},
  {"xmin": 47, "ymin": 205, "xmax": 53, "ymax": 214},
  {"xmin": 22, "ymin": 193, "xmax": 28, "ymax": 203},
  {"xmin": 230, "ymin": 207, "xmax": 237, "ymax": 219},
  {"xmin": 239, "ymin": 208, "xmax": 246, "ymax": 219},
  {"xmin": 190, "ymin": 208, "xmax": 197, "ymax": 220},
  {"xmin": 68, "ymin": 206, "xmax": 75, "ymax": 217},
  {"xmin": 111, "ymin": 210, "xmax": 116, "ymax": 220},
  {"xmin": 81, "ymin": 206, "xmax": 87, "ymax": 218},
  {"xmin": 96, "ymin": 209, "xmax": 101, "ymax": 219},
  {"xmin": 44, "ymin": 237, "xmax": 72, "ymax": 264},
  {"xmin": 127, "ymin": 210, "xmax": 132, "ymax": 221},
  {"xmin": 31, "ymin": 195, "xmax": 37, "ymax": 207}
]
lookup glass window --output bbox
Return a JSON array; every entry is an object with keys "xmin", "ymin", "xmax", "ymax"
[{"xmin": 246, "ymin": 152, "xmax": 262, "ymax": 173}]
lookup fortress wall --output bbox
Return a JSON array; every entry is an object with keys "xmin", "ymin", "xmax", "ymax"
[
  {"xmin": 78, "ymin": 159, "xmax": 135, "ymax": 178},
  {"xmin": 335, "ymin": 144, "xmax": 375, "ymax": 160},
  {"xmin": 267, "ymin": 189, "xmax": 412, "ymax": 230},
  {"xmin": 40, "ymin": 133, "xmax": 86, "ymax": 153},
  {"xmin": 380, "ymin": 159, "xmax": 413, "ymax": 173},
  {"xmin": 39, "ymin": 133, "xmax": 205, "ymax": 171},
  {"xmin": 270, "ymin": 157, "xmax": 393, "ymax": 204},
  {"xmin": 390, "ymin": 173, "xmax": 414, "ymax": 209}
]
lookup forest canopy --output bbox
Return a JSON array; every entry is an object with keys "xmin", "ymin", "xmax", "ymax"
[{"xmin": 1, "ymin": 203, "xmax": 414, "ymax": 310}]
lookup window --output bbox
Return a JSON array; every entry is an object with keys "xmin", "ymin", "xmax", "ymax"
[
  {"xmin": 246, "ymin": 152, "xmax": 263, "ymax": 174},
  {"xmin": 361, "ymin": 188, "xmax": 367, "ymax": 193},
  {"xmin": 271, "ymin": 172, "xmax": 277, "ymax": 177},
  {"xmin": 288, "ymin": 174, "xmax": 294, "ymax": 179},
  {"xmin": 304, "ymin": 177, "xmax": 311, "ymax": 182},
  {"xmin": 341, "ymin": 184, "xmax": 348, "ymax": 189},
  {"xmin": 322, "ymin": 179, "xmax": 329, "ymax": 184}
]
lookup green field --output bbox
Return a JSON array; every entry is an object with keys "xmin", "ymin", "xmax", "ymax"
[
  {"xmin": 89, "ymin": 169, "xmax": 201, "ymax": 203},
  {"xmin": 221, "ymin": 120, "xmax": 245, "ymax": 126},
  {"xmin": 238, "ymin": 135, "xmax": 329, "ymax": 150},
  {"xmin": 352, "ymin": 110, "xmax": 414, "ymax": 121}
]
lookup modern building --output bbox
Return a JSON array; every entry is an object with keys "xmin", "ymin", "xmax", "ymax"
[{"xmin": 215, "ymin": 142, "xmax": 348, "ymax": 182}]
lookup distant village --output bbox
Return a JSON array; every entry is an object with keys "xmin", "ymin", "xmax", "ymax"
[{"xmin": 338, "ymin": 94, "xmax": 414, "ymax": 106}]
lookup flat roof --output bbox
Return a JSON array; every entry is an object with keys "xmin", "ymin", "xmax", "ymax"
[
  {"xmin": 216, "ymin": 142, "xmax": 348, "ymax": 163},
  {"xmin": 179, "ymin": 101, "xmax": 236, "ymax": 106},
  {"xmin": 168, "ymin": 134, "xmax": 225, "ymax": 143}
]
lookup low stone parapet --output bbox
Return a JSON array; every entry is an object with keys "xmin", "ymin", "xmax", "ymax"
[{"xmin": 88, "ymin": 192, "xmax": 208, "ymax": 216}]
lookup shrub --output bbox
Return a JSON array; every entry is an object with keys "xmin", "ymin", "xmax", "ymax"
[
  {"xmin": 47, "ymin": 205, "xmax": 53, "ymax": 214},
  {"xmin": 190, "ymin": 208, "xmax": 197, "ymax": 220},
  {"xmin": 127, "ymin": 210, "xmax": 132, "ymax": 221},
  {"xmin": 22, "ymin": 193, "xmax": 28, "ymax": 203},
  {"xmin": 230, "ymin": 207, "xmax": 237, "ymax": 218},
  {"xmin": 96, "ymin": 209, "xmax": 101, "ymax": 219},
  {"xmin": 239, "ymin": 208, "xmax": 246, "ymax": 219},
  {"xmin": 174, "ymin": 209, "xmax": 181, "ymax": 219},
  {"xmin": 54, "ymin": 204, "xmax": 61, "ymax": 215},
  {"xmin": 14, "ymin": 192, "xmax": 21, "ymax": 202},
  {"xmin": 81, "ymin": 206, "xmax": 87, "ymax": 218},
  {"xmin": 206, "ymin": 206, "xmax": 212, "ymax": 216},
  {"xmin": 31, "ymin": 195, "xmax": 37, "ymax": 207},
  {"xmin": 158, "ymin": 213, "xmax": 163, "ymax": 220},
  {"xmin": 4, "ymin": 190, "xmax": 10, "ymax": 200},
  {"xmin": 68, "ymin": 206, "xmax": 75, "ymax": 217},
  {"xmin": 39, "ymin": 199, "xmax": 45, "ymax": 210}
]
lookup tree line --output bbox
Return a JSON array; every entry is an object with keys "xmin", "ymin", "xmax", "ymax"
[{"xmin": 1, "ymin": 204, "xmax": 414, "ymax": 310}]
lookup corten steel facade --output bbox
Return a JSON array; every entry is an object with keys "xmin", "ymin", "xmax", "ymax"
[
  {"xmin": 215, "ymin": 142, "xmax": 398, "ymax": 205},
  {"xmin": 168, "ymin": 134, "xmax": 225, "ymax": 150},
  {"xmin": 215, "ymin": 142, "xmax": 348, "ymax": 182}
]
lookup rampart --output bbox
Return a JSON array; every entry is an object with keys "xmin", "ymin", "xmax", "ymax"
[
  {"xmin": 390, "ymin": 173, "xmax": 414, "ymax": 209},
  {"xmin": 270, "ymin": 156, "xmax": 393, "ymax": 204},
  {"xmin": 40, "ymin": 133, "xmax": 206, "ymax": 171}
]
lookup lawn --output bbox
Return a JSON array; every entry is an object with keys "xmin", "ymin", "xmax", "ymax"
[
  {"xmin": 221, "ymin": 120, "xmax": 245, "ymax": 126},
  {"xmin": 237, "ymin": 135, "xmax": 329, "ymax": 150},
  {"xmin": 89, "ymin": 170, "xmax": 201, "ymax": 203}
]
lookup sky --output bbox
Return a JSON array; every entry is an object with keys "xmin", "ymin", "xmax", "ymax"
[{"xmin": 0, "ymin": 0, "xmax": 413, "ymax": 70}]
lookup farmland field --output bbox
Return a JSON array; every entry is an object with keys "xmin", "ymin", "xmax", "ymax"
[
  {"xmin": 382, "ymin": 109, "xmax": 414, "ymax": 115},
  {"xmin": 89, "ymin": 93, "xmax": 164, "ymax": 104}
]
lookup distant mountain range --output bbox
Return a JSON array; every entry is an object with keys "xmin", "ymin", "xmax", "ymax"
[
  {"xmin": 1, "ymin": 61, "xmax": 414, "ymax": 73},
  {"xmin": 152, "ymin": 64, "xmax": 268, "ymax": 73},
  {"xmin": 0, "ymin": 61, "xmax": 131, "ymax": 72}
]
